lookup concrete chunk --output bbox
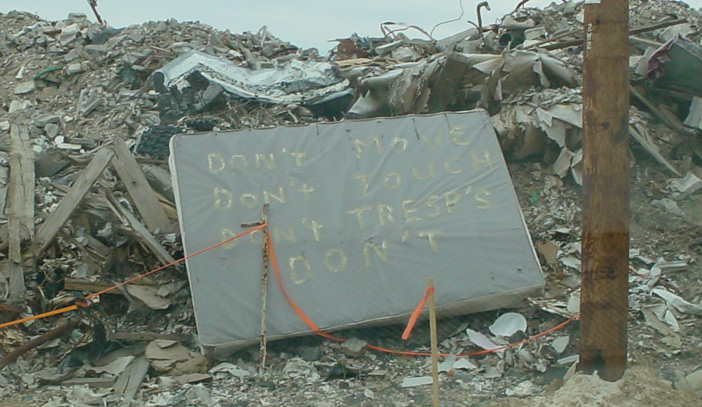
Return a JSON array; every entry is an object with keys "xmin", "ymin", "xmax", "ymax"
[{"xmin": 14, "ymin": 81, "xmax": 36, "ymax": 95}]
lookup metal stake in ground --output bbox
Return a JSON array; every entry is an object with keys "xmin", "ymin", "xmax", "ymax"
[
  {"xmin": 242, "ymin": 203, "xmax": 270, "ymax": 375},
  {"xmin": 580, "ymin": 0, "xmax": 630, "ymax": 381}
]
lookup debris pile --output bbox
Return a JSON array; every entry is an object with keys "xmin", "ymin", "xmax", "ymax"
[{"xmin": 1, "ymin": 0, "xmax": 702, "ymax": 405}]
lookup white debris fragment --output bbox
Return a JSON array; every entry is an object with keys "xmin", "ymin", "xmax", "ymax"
[
  {"xmin": 400, "ymin": 376, "xmax": 433, "ymax": 387},
  {"xmin": 551, "ymin": 336, "xmax": 570, "ymax": 354},
  {"xmin": 209, "ymin": 362, "xmax": 252, "ymax": 382},
  {"xmin": 567, "ymin": 291, "xmax": 580, "ymax": 315},
  {"xmin": 505, "ymin": 380, "xmax": 537, "ymax": 397},
  {"xmin": 489, "ymin": 312, "xmax": 528, "ymax": 337},
  {"xmin": 438, "ymin": 354, "xmax": 458, "ymax": 373},
  {"xmin": 453, "ymin": 358, "xmax": 478, "ymax": 371},
  {"xmin": 651, "ymin": 198, "xmax": 684, "ymax": 216},
  {"xmin": 668, "ymin": 172, "xmax": 702, "ymax": 200},
  {"xmin": 466, "ymin": 328, "xmax": 503, "ymax": 353},
  {"xmin": 653, "ymin": 287, "xmax": 702, "ymax": 315}
]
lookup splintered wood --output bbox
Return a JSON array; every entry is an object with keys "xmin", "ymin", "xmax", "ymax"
[{"xmin": 4, "ymin": 124, "xmax": 34, "ymax": 299}]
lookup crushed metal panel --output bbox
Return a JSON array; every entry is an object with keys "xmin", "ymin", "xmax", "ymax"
[{"xmin": 169, "ymin": 110, "xmax": 544, "ymax": 354}]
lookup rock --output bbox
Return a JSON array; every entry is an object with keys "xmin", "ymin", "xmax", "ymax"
[
  {"xmin": 44, "ymin": 123, "xmax": 60, "ymax": 139},
  {"xmin": 33, "ymin": 114, "xmax": 60, "ymax": 127},
  {"xmin": 78, "ymin": 89, "xmax": 102, "ymax": 116},
  {"xmin": 84, "ymin": 44, "xmax": 108, "ymax": 54},
  {"xmin": 340, "ymin": 337, "xmax": 367, "ymax": 358},
  {"xmin": 65, "ymin": 63, "xmax": 85, "ymax": 76},
  {"xmin": 14, "ymin": 80, "xmax": 36, "ymax": 94},
  {"xmin": 651, "ymin": 198, "xmax": 684, "ymax": 216},
  {"xmin": 299, "ymin": 347, "xmax": 322, "ymax": 362}
]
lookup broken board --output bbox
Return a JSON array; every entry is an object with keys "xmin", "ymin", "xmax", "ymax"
[{"xmin": 169, "ymin": 110, "xmax": 543, "ymax": 354}]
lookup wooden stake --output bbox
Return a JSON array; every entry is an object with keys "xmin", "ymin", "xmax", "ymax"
[
  {"xmin": 428, "ymin": 277, "xmax": 440, "ymax": 407},
  {"xmin": 244, "ymin": 204, "xmax": 270, "ymax": 376},
  {"xmin": 580, "ymin": 0, "xmax": 630, "ymax": 381}
]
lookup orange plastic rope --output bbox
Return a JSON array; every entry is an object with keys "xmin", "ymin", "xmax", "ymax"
[
  {"xmin": 2, "ymin": 222, "xmax": 578, "ymax": 360},
  {"xmin": 265, "ymin": 229, "xmax": 579, "ymax": 357},
  {"xmin": 402, "ymin": 287, "xmax": 434, "ymax": 340},
  {"xmin": 0, "ymin": 224, "xmax": 267, "ymax": 330}
]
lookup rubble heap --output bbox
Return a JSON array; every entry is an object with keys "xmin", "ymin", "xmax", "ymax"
[{"xmin": 1, "ymin": 0, "xmax": 702, "ymax": 405}]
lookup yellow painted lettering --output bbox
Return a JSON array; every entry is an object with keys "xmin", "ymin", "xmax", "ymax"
[
  {"xmin": 240, "ymin": 193, "xmax": 258, "ymax": 209},
  {"xmin": 444, "ymin": 157, "xmax": 463, "ymax": 174},
  {"xmin": 302, "ymin": 218, "xmax": 324, "ymax": 242},
  {"xmin": 471, "ymin": 150, "xmax": 493, "ymax": 171},
  {"xmin": 421, "ymin": 130, "xmax": 442, "ymax": 150},
  {"xmin": 391, "ymin": 137, "xmax": 408, "ymax": 154},
  {"xmin": 401, "ymin": 200, "xmax": 421, "ymax": 223},
  {"xmin": 229, "ymin": 155, "xmax": 247, "ymax": 171},
  {"xmin": 383, "ymin": 172, "xmax": 402, "ymax": 190},
  {"xmin": 449, "ymin": 125, "xmax": 470, "ymax": 145},
  {"xmin": 353, "ymin": 135, "xmax": 382, "ymax": 159},
  {"xmin": 290, "ymin": 150, "xmax": 306, "ymax": 167},
  {"xmin": 412, "ymin": 162, "xmax": 437, "ymax": 181},
  {"xmin": 213, "ymin": 187, "xmax": 234, "ymax": 209},
  {"xmin": 207, "ymin": 153, "xmax": 225, "ymax": 174},
  {"xmin": 273, "ymin": 226, "xmax": 297, "ymax": 243},
  {"xmin": 289, "ymin": 256, "xmax": 313, "ymax": 284},
  {"xmin": 475, "ymin": 189, "xmax": 492, "ymax": 209},
  {"xmin": 352, "ymin": 173, "xmax": 373, "ymax": 197},
  {"xmin": 297, "ymin": 184, "xmax": 314, "ymax": 200},
  {"xmin": 347, "ymin": 206, "xmax": 373, "ymax": 230},
  {"xmin": 219, "ymin": 228, "xmax": 240, "ymax": 250},
  {"xmin": 377, "ymin": 204, "xmax": 396, "ymax": 226},
  {"xmin": 363, "ymin": 239, "xmax": 389, "ymax": 267},
  {"xmin": 418, "ymin": 229, "xmax": 441, "ymax": 253},
  {"xmin": 255, "ymin": 153, "xmax": 276, "ymax": 170},
  {"xmin": 263, "ymin": 187, "xmax": 286, "ymax": 204},
  {"xmin": 425, "ymin": 195, "xmax": 442, "ymax": 218},
  {"xmin": 323, "ymin": 249, "xmax": 348, "ymax": 272},
  {"xmin": 444, "ymin": 191, "xmax": 461, "ymax": 214}
]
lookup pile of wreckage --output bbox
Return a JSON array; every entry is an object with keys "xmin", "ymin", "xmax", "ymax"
[{"xmin": 1, "ymin": 0, "xmax": 702, "ymax": 405}]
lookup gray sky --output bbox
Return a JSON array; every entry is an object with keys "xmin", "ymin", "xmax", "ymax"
[{"xmin": 1, "ymin": 1, "xmax": 701, "ymax": 52}]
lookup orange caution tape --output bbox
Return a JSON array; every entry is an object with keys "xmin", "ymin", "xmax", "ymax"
[
  {"xmin": 266, "ymin": 229, "xmax": 578, "ymax": 357},
  {"xmin": 2, "ymin": 222, "xmax": 578, "ymax": 360},
  {"xmin": 0, "ymin": 224, "xmax": 267, "ymax": 330},
  {"xmin": 401, "ymin": 287, "xmax": 434, "ymax": 340}
]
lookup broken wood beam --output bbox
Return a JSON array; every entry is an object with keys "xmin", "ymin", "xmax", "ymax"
[
  {"xmin": 104, "ymin": 189, "xmax": 176, "ymax": 266},
  {"xmin": 32, "ymin": 148, "xmax": 115, "ymax": 257},
  {"xmin": 64, "ymin": 277, "xmax": 124, "ymax": 295},
  {"xmin": 630, "ymin": 84, "xmax": 693, "ymax": 137},
  {"xmin": 108, "ymin": 332, "xmax": 191, "ymax": 342},
  {"xmin": 6, "ymin": 124, "xmax": 34, "ymax": 300},
  {"xmin": 111, "ymin": 136, "xmax": 171, "ymax": 233},
  {"xmin": 114, "ymin": 356, "xmax": 150, "ymax": 407},
  {"xmin": 0, "ymin": 319, "xmax": 79, "ymax": 369}
]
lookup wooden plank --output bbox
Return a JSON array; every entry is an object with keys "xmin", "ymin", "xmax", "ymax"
[
  {"xmin": 111, "ymin": 136, "xmax": 171, "ymax": 233},
  {"xmin": 105, "ymin": 191, "xmax": 176, "ymax": 266},
  {"xmin": 115, "ymin": 356, "xmax": 150, "ymax": 407},
  {"xmin": 61, "ymin": 377, "xmax": 116, "ymax": 388},
  {"xmin": 6, "ymin": 124, "xmax": 34, "ymax": 299},
  {"xmin": 108, "ymin": 332, "xmax": 191, "ymax": 342},
  {"xmin": 32, "ymin": 148, "xmax": 114, "ymax": 256},
  {"xmin": 64, "ymin": 277, "xmax": 123, "ymax": 295}
]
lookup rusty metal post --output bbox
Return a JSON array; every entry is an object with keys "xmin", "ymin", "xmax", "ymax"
[{"xmin": 580, "ymin": 0, "xmax": 630, "ymax": 381}]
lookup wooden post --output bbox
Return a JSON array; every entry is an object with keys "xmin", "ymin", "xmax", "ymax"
[
  {"xmin": 427, "ymin": 278, "xmax": 439, "ymax": 407},
  {"xmin": 580, "ymin": 0, "xmax": 630, "ymax": 381},
  {"xmin": 259, "ymin": 204, "xmax": 270, "ymax": 376},
  {"xmin": 242, "ymin": 204, "xmax": 270, "ymax": 376}
]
